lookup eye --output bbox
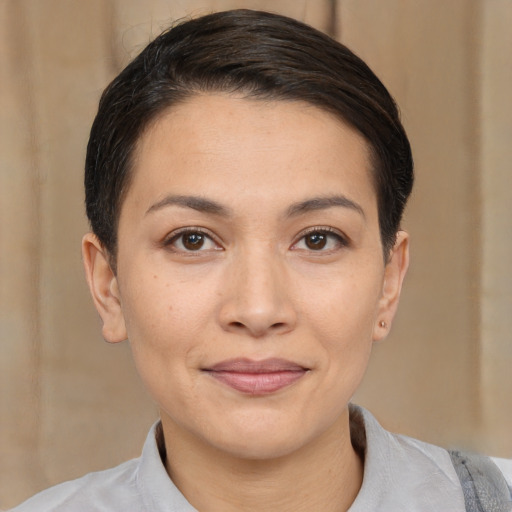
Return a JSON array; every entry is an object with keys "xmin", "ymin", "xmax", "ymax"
[
  {"xmin": 292, "ymin": 228, "xmax": 347, "ymax": 252},
  {"xmin": 165, "ymin": 229, "xmax": 220, "ymax": 253}
]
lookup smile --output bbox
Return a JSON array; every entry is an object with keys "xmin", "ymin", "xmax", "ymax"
[{"xmin": 203, "ymin": 358, "xmax": 309, "ymax": 395}]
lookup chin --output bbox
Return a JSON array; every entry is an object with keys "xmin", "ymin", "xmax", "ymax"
[
  {"xmin": 198, "ymin": 409, "xmax": 326, "ymax": 461},
  {"xmin": 210, "ymin": 429, "xmax": 309, "ymax": 461}
]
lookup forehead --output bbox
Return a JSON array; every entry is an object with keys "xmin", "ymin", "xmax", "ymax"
[{"xmin": 125, "ymin": 94, "xmax": 376, "ymax": 217}]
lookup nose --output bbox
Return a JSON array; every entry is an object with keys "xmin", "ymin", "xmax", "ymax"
[{"xmin": 218, "ymin": 247, "xmax": 297, "ymax": 338}]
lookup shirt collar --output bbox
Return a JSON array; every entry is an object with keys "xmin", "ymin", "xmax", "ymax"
[
  {"xmin": 135, "ymin": 405, "xmax": 465, "ymax": 511},
  {"xmin": 136, "ymin": 421, "xmax": 198, "ymax": 511},
  {"xmin": 348, "ymin": 404, "xmax": 465, "ymax": 511}
]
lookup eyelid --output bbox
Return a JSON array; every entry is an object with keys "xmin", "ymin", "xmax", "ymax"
[
  {"xmin": 162, "ymin": 226, "xmax": 223, "ymax": 251},
  {"xmin": 291, "ymin": 226, "xmax": 350, "ymax": 250}
]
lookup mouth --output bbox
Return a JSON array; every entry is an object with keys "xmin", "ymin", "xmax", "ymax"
[{"xmin": 202, "ymin": 358, "xmax": 309, "ymax": 395}]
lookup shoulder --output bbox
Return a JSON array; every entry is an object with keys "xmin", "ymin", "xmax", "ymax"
[
  {"xmin": 9, "ymin": 421, "xmax": 196, "ymax": 512},
  {"xmin": 491, "ymin": 456, "xmax": 512, "ymax": 488},
  {"xmin": 349, "ymin": 405, "xmax": 468, "ymax": 511},
  {"xmin": 9, "ymin": 459, "xmax": 142, "ymax": 512},
  {"xmin": 349, "ymin": 405, "xmax": 512, "ymax": 511}
]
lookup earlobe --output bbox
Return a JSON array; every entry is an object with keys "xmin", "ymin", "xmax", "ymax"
[
  {"xmin": 82, "ymin": 233, "xmax": 127, "ymax": 343},
  {"xmin": 373, "ymin": 231, "xmax": 410, "ymax": 342}
]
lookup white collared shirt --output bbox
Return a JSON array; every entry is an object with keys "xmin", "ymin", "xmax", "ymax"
[{"xmin": 10, "ymin": 405, "xmax": 512, "ymax": 511}]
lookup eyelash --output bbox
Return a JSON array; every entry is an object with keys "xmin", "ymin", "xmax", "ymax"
[
  {"xmin": 163, "ymin": 227, "xmax": 221, "ymax": 253},
  {"xmin": 162, "ymin": 226, "xmax": 349, "ymax": 254},
  {"xmin": 292, "ymin": 227, "xmax": 349, "ymax": 252}
]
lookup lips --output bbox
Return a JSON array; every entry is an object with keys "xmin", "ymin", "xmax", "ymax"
[{"xmin": 203, "ymin": 358, "xmax": 308, "ymax": 395}]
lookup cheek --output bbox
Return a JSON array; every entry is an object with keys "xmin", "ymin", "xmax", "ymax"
[
  {"xmin": 122, "ymin": 259, "xmax": 216, "ymax": 328},
  {"xmin": 121, "ymin": 278, "xmax": 209, "ymax": 413},
  {"xmin": 300, "ymin": 268, "xmax": 383, "ymax": 336},
  {"xmin": 119, "ymin": 270, "xmax": 213, "ymax": 372},
  {"xmin": 302, "ymin": 268, "xmax": 383, "ymax": 381}
]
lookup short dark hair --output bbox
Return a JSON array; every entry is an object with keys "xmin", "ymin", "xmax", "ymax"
[{"xmin": 85, "ymin": 9, "xmax": 413, "ymax": 263}]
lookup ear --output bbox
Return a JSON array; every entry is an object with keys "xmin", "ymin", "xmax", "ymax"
[
  {"xmin": 373, "ymin": 231, "xmax": 410, "ymax": 342},
  {"xmin": 82, "ymin": 233, "xmax": 127, "ymax": 343}
]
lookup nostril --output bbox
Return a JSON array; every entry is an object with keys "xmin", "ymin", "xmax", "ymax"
[{"xmin": 227, "ymin": 320, "xmax": 289, "ymax": 336}]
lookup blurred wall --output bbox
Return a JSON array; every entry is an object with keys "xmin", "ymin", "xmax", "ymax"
[{"xmin": 1, "ymin": 0, "xmax": 511, "ymax": 508}]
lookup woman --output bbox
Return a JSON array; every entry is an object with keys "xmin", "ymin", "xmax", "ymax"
[{"xmin": 12, "ymin": 9, "xmax": 512, "ymax": 512}]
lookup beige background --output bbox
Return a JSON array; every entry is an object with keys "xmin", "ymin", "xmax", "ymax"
[{"xmin": 1, "ymin": 0, "xmax": 511, "ymax": 508}]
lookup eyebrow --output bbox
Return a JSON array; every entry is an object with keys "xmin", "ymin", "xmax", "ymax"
[
  {"xmin": 286, "ymin": 195, "xmax": 365, "ymax": 218},
  {"xmin": 145, "ymin": 194, "xmax": 365, "ymax": 219},
  {"xmin": 146, "ymin": 195, "xmax": 232, "ymax": 217}
]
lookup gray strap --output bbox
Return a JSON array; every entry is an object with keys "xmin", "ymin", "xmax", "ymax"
[{"xmin": 449, "ymin": 450, "xmax": 512, "ymax": 512}]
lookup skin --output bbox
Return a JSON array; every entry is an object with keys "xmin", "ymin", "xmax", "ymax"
[{"xmin": 83, "ymin": 94, "xmax": 409, "ymax": 512}]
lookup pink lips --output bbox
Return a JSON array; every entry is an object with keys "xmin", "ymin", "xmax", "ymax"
[{"xmin": 204, "ymin": 358, "xmax": 308, "ymax": 395}]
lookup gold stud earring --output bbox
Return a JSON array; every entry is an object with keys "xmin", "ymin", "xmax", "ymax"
[{"xmin": 379, "ymin": 320, "xmax": 387, "ymax": 328}]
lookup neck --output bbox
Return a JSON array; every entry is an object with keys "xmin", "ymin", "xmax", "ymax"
[{"xmin": 160, "ymin": 410, "xmax": 363, "ymax": 512}]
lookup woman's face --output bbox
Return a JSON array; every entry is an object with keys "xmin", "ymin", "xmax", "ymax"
[{"xmin": 85, "ymin": 94, "xmax": 408, "ymax": 460}]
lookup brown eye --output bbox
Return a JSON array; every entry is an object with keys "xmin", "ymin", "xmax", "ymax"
[
  {"xmin": 166, "ymin": 229, "xmax": 219, "ymax": 253},
  {"xmin": 305, "ymin": 232, "xmax": 328, "ymax": 250},
  {"xmin": 182, "ymin": 232, "xmax": 205, "ymax": 250},
  {"xmin": 292, "ymin": 229, "xmax": 347, "ymax": 253}
]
